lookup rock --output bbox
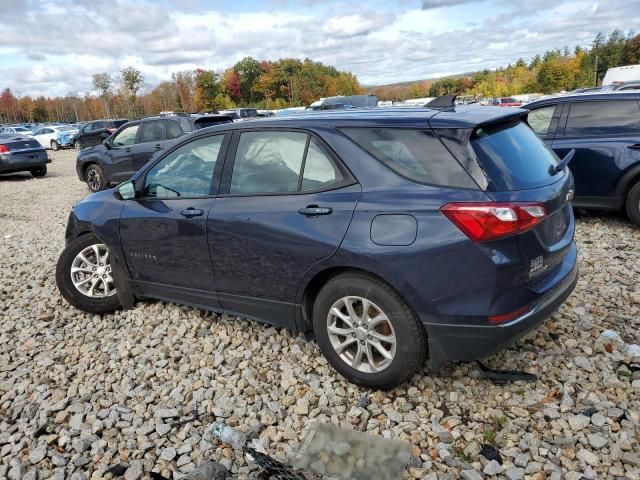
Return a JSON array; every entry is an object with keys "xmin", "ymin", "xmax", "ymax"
[
  {"xmin": 483, "ymin": 459, "xmax": 503, "ymax": 475},
  {"xmin": 124, "ymin": 460, "xmax": 144, "ymax": 480},
  {"xmin": 514, "ymin": 453, "xmax": 529, "ymax": 468},
  {"xmin": 29, "ymin": 444, "xmax": 47, "ymax": 464},
  {"xmin": 574, "ymin": 356, "xmax": 593, "ymax": 372},
  {"xmin": 576, "ymin": 449, "xmax": 599, "ymax": 466},
  {"xmin": 160, "ymin": 447, "xmax": 177, "ymax": 461},
  {"xmin": 294, "ymin": 398, "xmax": 309, "ymax": 415},
  {"xmin": 590, "ymin": 412, "xmax": 606, "ymax": 427},
  {"xmin": 621, "ymin": 452, "xmax": 640, "ymax": 467},
  {"xmin": 586, "ymin": 433, "xmax": 607, "ymax": 449},
  {"xmin": 567, "ymin": 414, "xmax": 590, "ymax": 431},
  {"xmin": 461, "ymin": 469, "xmax": 484, "ymax": 480},
  {"xmin": 504, "ymin": 467, "xmax": 525, "ymax": 480}
]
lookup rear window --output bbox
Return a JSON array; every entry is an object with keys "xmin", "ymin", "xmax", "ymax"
[
  {"xmin": 564, "ymin": 100, "xmax": 640, "ymax": 136},
  {"xmin": 341, "ymin": 128, "xmax": 477, "ymax": 189},
  {"xmin": 471, "ymin": 120, "xmax": 559, "ymax": 191}
]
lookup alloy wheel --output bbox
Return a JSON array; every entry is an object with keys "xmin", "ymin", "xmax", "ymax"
[
  {"xmin": 87, "ymin": 168, "xmax": 101, "ymax": 191},
  {"xmin": 326, "ymin": 296, "xmax": 397, "ymax": 373},
  {"xmin": 70, "ymin": 244, "xmax": 116, "ymax": 298}
]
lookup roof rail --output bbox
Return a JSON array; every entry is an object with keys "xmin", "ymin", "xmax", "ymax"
[{"xmin": 425, "ymin": 94, "xmax": 457, "ymax": 108}]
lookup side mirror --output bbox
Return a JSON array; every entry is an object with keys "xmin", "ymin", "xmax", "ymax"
[
  {"xmin": 116, "ymin": 181, "xmax": 136, "ymax": 200},
  {"xmin": 103, "ymin": 138, "xmax": 111, "ymax": 149}
]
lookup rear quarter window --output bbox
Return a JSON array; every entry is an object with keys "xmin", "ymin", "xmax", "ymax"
[
  {"xmin": 564, "ymin": 100, "xmax": 640, "ymax": 136},
  {"xmin": 340, "ymin": 128, "xmax": 477, "ymax": 189}
]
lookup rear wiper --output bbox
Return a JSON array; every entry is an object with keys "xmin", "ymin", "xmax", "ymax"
[{"xmin": 549, "ymin": 149, "xmax": 575, "ymax": 176}]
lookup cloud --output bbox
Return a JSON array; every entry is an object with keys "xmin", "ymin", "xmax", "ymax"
[
  {"xmin": 421, "ymin": 0, "xmax": 478, "ymax": 8},
  {"xmin": 0, "ymin": 0, "xmax": 639, "ymax": 97}
]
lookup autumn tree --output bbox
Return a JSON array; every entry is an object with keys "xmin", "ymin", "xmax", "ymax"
[
  {"xmin": 120, "ymin": 66, "xmax": 144, "ymax": 116},
  {"xmin": 92, "ymin": 72, "xmax": 113, "ymax": 117}
]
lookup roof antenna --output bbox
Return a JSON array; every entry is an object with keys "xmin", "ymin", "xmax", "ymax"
[{"xmin": 425, "ymin": 94, "xmax": 457, "ymax": 108}]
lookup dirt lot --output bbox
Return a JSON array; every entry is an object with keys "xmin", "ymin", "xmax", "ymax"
[{"xmin": 0, "ymin": 149, "xmax": 639, "ymax": 480}]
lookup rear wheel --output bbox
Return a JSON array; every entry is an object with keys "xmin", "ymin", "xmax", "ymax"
[
  {"xmin": 30, "ymin": 165, "xmax": 47, "ymax": 177},
  {"xmin": 55, "ymin": 234, "xmax": 121, "ymax": 313},
  {"xmin": 85, "ymin": 164, "xmax": 106, "ymax": 192},
  {"xmin": 625, "ymin": 181, "xmax": 640, "ymax": 226},
  {"xmin": 312, "ymin": 272, "xmax": 427, "ymax": 389},
  {"xmin": 51, "ymin": 140, "xmax": 59, "ymax": 151}
]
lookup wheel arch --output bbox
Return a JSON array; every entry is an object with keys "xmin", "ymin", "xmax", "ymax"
[{"xmin": 615, "ymin": 164, "xmax": 640, "ymax": 206}]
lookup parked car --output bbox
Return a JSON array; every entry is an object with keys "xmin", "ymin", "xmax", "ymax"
[
  {"xmin": 57, "ymin": 105, "xmax": 578, "ymax": 388},
  {"xmin": 32, "ymin": 125, "xmax": 79, "ymax": 150},
  {"xmin": 76, "ymin": 114, "xmax": 233, "ymax": 192},
  {"xmin": 0, "ymin": 133, "xmax": 50, "ymax": 177},
  {"xmin": 494, "ymin": 97, "xmax": 523, "ymax": 107},
  {"xmin": 524, "ymin": 92, "xmax": 640, "ymax": 225},
  {"xmin": 0, "ymin": 126, "xmax": 34, "ymax": 136},
  {"xmin": 73, "ymin": 119, "xmax": 128, "ymax": 150},
  {"xmin": 219, "ymin": 108, "xmax": 259, "ymax": 121}
]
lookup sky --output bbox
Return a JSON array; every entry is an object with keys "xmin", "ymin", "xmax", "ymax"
[{"xmin": 0, "ymin": 0, "xmax": 638, "ymax": 97}]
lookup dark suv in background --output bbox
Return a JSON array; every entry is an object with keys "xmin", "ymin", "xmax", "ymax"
[
  {"xmin": 524, "ymin": 92, "xmax": 640, "ymax": 225},
  {"xmin": 74, "ymin": 119, "xmax": 128, "ymax": 150},
  {"xmin": 76, "ymin": 113, "xmax": 232, "ymax": 191},
  {"xmin": 58, "ymin": 105, "xmax": 577, "ymax": 388}
]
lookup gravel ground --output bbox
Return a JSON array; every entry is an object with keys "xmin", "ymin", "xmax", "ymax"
[{"xmin": 1, "ymin": 149, "xmax": 639, "ymax": 480}]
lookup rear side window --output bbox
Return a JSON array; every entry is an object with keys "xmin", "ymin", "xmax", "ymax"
[
  {"xmin": 565, "ymin": 100, "xmax": 640, "ymax": 136},
  {"xmin": 527, "ymin": 106, "xmax": 555, "ymax": 135},
  {"xmin": 139, "ymin": 121, "xmax": 165, "ymax": 142},
  {"xmin": 230, "ymin": 131, "xmax": 345, "ymax": 195},
  {"xmin": 341, "ymin": 128, "xmax": 477, "ymax": 189},
  {"xmin": 166, "ymin": 120, "xmax": 183, "ymax": 139},
  {"xmin": 471, "ymin": 120, "xmax": 559, "ymax": 191}
]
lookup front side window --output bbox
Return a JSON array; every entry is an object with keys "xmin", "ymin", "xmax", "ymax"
[
  {"xmin": 144, "ymin": 135, "xmax": 225, "ymax": 198},
  {"xmin": 341, "ymin": 128, "xmax": 476, "ymax": 188},
  {"xmin": 527, "ymin": 106, "xmax": 555, "ymax": 135},
  {"xmin": 565, "ymin": 100, "xmax": 640, "ymax": 136},
  {"xmin": 139, "ymin": 121, "xmax": 165, "ymax": 143},
  {"xmin": 113, "ymin": 125, "xmax": 138, "ymax": 146}
]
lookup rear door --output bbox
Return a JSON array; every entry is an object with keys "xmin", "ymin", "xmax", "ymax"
[
  {"xmin": 551, "ymin": 99, "xmax": 640, "ymax": 202},
  {"xmin": 132, "ymin": 120, "xmax": 166, "ymax": 171},
  {"xmin": 207, "ymin": 129, "xmax": 360, "ymax": 327}
]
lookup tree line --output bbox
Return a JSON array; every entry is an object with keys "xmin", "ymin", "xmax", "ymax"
[
  {"xmin": 0, "ymin": 58, "xmax": 362, "ymax": 123},
  {"xmin": 1, "ymin": 29, "xmax": 639, "ymax": 123},
  {"xmin": 371, "ymin": 30, "xmax": 640, "ymax": 100}
]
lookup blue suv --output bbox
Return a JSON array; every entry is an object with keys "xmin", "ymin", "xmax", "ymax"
[
  {"xmin": 524, "ymin": 92, "xmax": 640, "ymax": 225},
  {"xmin": 56, "ymin": 106, "xmax": 578, "ymax": 389}
]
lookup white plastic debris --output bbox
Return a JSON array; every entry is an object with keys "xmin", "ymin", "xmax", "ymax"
[{"xmin": 601, "ymin": 330, "xmax": 623, "ymax": 343}]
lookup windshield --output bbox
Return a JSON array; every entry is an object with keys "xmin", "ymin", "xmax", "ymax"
[
  {"xmin": 57, "ymin": 126, "xmax": 76, "ymax": 131},
  {"xmin": 471, "ymin": 120, "xmax": 560, "ymax": 191}
]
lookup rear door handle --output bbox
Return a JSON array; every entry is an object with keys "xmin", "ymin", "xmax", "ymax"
[
  {"xmin": 627, "ymin": 144, "xmax": 640, "ymax": 150},
  {"xmin": 298, "ymin": 205, "xmax": 332, "ymax": 216},
  {"xmin": 180, "ymin": 208, "xmax": 204, "ymax": 218},
  {"xmin": 154, "ymin": 143, "xmax": 163, "ymax": 150}
]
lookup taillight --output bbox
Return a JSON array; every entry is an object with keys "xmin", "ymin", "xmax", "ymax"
[
  {"xmin": 489, "ymin": 305, "xmax": 530, "ymax": 324},
  {"xmin": 441, "ymin": 202, "xmax": 547, "ymax": 242},
  {"xmin": 0, "ymin": 144, "xmax": 9, "ymax": 154}
]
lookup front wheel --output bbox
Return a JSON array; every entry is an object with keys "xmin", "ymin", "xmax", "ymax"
[
  {"xmin": 625, "ymin": 181, "xmax": 640, "ymax": 227},
  {"xmin": 51, "ymin": 140, "xmax": 59, "ymax": 151},
  {"xmin": 55, "ymin": 234, "xmax": 121, "ymax": 313},
  {"xmin": 313, "ymin": 272, "xmax": 427, "ymax": 389},
  {"xmin": 85, "ymin": 164, "xmax": 106, "ymax": 192},
  {"xmin": 30, "ymin": 165, "xmax": 47, "ymax": 177}
]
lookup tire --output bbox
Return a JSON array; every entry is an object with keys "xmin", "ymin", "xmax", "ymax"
[
  {"xmin": 85, "ymin": 164, "xmax": 106, "ymax": 192},
  {"xmin": 625, "ymin": 181, "xmax": 640, "ymax": 227},
  {"xmin": 51, "ymin": 140, "xmax": 59, "ymax": 151},
  {"xmin": 30, "ymin": 165, "xmax": 47, "ymax": 177},
  {"xmin": 55, "ymin": 234, "xmax": 121, "ymax": 314},
  {"xmin": 312, "ymin": 272, "xmax": 427, "ymax": 389}
]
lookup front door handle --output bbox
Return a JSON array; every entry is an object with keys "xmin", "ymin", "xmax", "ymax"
[
  {"xmin": 180, "ymin": 208, "xmax": 204, "ymax": 218},
  {"xmin": 298, "ymin": 205, "xmax": 332, "ymax": 216},
  {"xmin": 125, "ymin": 147, "xmax": 132, "ymax": 153},
  {"xmin": 627, "ymin": 144, "xmax": 640, "ymax": 150}
]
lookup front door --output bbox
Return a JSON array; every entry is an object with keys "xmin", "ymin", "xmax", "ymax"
[
  {"xmin": 106, "ymin": 123, "xmax": 139, "ymax": 182},
  {"xmin": 208, "ymin": 130, "xmax": 360, "ymax": 327},
  {"xmin": 119, "ymin": 133, "xmax": 228, "ymax": 308}
]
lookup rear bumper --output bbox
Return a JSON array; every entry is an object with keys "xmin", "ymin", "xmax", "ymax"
[
  {"xmin": 426, "ymin": 243, "xmax": 578, "ymax": 368},
  {"xmin": 0, "ymin": 152, "xmax": 49, "ymax": 173}
]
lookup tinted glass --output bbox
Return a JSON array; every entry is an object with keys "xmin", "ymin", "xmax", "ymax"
[
  {"xmin": 230, "ymin": 131, "xmax": 307, "ymax": 194},
  {"xmin": 471, "ymin": 120, "xmax": 559, "ymax": 191},
  {"xmin": 301, "ymin": 138, "xmax": 343, "ymax": 191},
  {"xmin": 113, "ymin": 125, "xmax": 139, "ymax": 146},
  {"xmin": 139, "ymin": 121, "xmax": 165, "ymax": 142},
  {"xmin": 144, "ymin": 135, "xmax": 224, "ymax": 198},
  {"xmin": 166, "ymin": 120, "xmax": 183, "ymax": 139},
  {"xmin": 341, "ymin": 128, "xmax": 476, "ymax": 188},
  {"xmin": 527, "ymin": 106, "xmax": 555, "ymax": 135},
  {"xmin": 565, "ymin": 100, "xmax": 640, "ymax": 136}
]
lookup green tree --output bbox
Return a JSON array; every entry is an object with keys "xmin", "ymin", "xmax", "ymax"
[
  {"xmin": 92, "ymin": 72, "xmax": 113, "ymax": 117},
  {"xmin": 120, "ymin": 66, "xmax": 144, "ymax": 116}
]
